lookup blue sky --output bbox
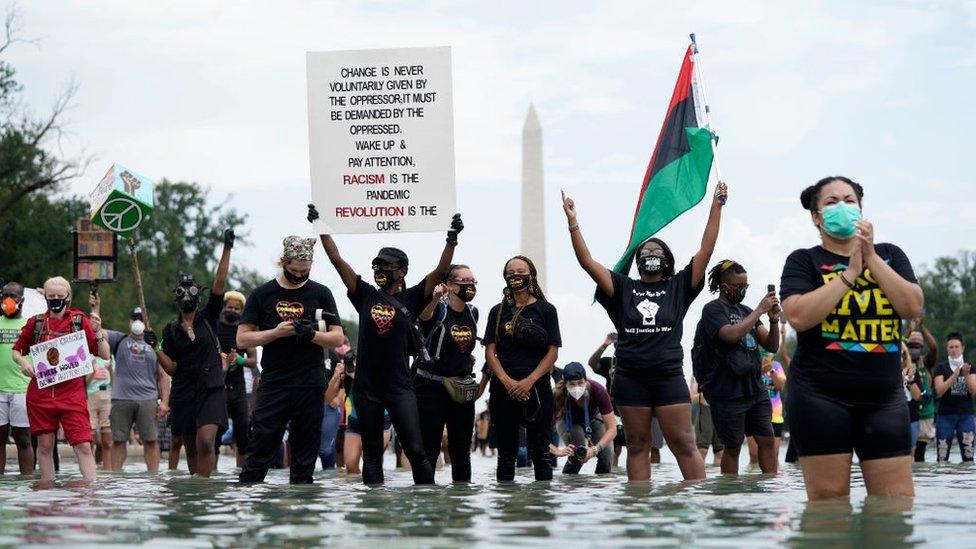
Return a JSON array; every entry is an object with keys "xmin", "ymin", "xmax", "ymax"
[{"xmin": 7, "ymin": 0, "xmax": 976, "ymax": 388}]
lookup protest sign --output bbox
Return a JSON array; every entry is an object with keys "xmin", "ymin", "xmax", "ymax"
[
  {"xmin": 90, "ymin": 164, "xmax": 155, "ymax": 237},
  {"xmin": 306, "ymin": 46, "xmax": 457, "ymax": 234},
  {"xmin": 29, "ymin": 330, "xmax": 94, "ymax": 389},
  {"xmin": 73, "ymin": 217, "xmax": 118, "ymax": 283}
]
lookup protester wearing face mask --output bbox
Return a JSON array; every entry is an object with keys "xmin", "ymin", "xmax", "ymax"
[
  {"xmin": 11, "ymin": 276, "xmax": 110, "ymax": 483},
  {"xmin": 93, "ymin": 299, "xmax": 169, "ymax": 473},
  {"xmin": 780, "ymin": 176, "xmax": 923, "ymax": 500},
  {"xmin": 553, "ymin": 362, "xmax": 616, "ymax": 474},
  {"xmin": 693, "ymin": 260, "xmax": 780, "ymax": 475},
  {"xmin": 900, "ymin": 343, "xmax": 923, "ymax": 450},
  {"xmin": 314, "ymin": 205, "xmax": 462, "ymax": 486},
  {"xmin": 414, "ymin": 264, "xmax": 485, "ymax": 483},
  {"xmin": 905, "ymin": 323, "xmax": 939, "ymax": 461},
  {"xmin": 83, "ymin": 306, "xmax": 114, "ymax": 470},
  {"xmin": 0, "ymin": 281, "xmax": 34, "ymax": 475},
  {"xmin": 561, "ymin": 183, "xmax": 727, "ymax": 482},
  {"xmin": 237, "ymin": 234, "xmax": 344, "ymax": 484},
  {"xmin": 933, "ymin": 332, "xmax": 976, "ymax": 462},
  {"xmin": 157, "ymin": 230, "xmax": 236, "ymax": 478},
  {"xmin": 215, "ymin": 290, "xmax": 256, "ymax": 469},
  {"xmin": 484, "ymin": 255, "xmax": 562, "ymax": 482}
]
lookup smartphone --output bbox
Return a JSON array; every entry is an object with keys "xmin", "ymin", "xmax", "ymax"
[{"xmin": 768, "ymin": 284, "xmax": 775, "ymax": 294}]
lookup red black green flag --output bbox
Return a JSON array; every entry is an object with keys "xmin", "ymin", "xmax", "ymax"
[{"xmin": 613, "ymin": 44, "xmax": 715, "ymax": 273}]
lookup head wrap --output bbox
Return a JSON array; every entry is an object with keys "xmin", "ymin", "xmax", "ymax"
[{"xmin": 282, "ymin": 236, "xmax": 315, "ymax": 262}]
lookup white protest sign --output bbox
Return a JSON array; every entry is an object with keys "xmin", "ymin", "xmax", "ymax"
[
  {"xmin": 28, "ymin": 330, "xmax": 94, "ymax": 389},
  {"xmin": 306, "ymin": 46, "xmax": 457, "ymax": 234}
]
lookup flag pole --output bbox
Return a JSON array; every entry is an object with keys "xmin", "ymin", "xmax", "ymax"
[{"xmin": 689, "ymin": 33, "xmax": 723, "ymax": 189}]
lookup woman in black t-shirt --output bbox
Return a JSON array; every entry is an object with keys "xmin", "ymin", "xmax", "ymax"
[
  {"xmin": 314, "ymin": 205, "xmax": 464, "ymax": 486},
  {"xmin": 780, "ymin": 176, "xmax": 923, "ymax": 501},
  {"xmin": 414, "ymin": 264, "xmax": 486, "ymax": 482},
  {"xmin": 484, "ymin": 256, "xmax": 563, "ymax": 482},
  {"xmin": 561, "ymin": 183, "xmax": 727, "ymax": 482}
]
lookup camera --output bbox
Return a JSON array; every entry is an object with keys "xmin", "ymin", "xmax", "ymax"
[
  {"xmin": 315, "ymin": 308, "xmax": 338, "ymax": 331},
  {"xmin": 569, "ymin": 445, "xmax": 588, "ymax": 463}
]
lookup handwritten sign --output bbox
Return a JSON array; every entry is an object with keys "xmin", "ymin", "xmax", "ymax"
[
  {"xmin": 28, "ymin": 330, "xmax": 93, "ymax": 389},
  {"xmin": 306, "ymin": 46, "xmax": 457, "ymax": 234}
]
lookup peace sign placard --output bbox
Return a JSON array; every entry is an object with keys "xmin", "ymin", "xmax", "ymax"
[{"xmin": 90, "ymin": 164, "xmax": 154, "ymax": 237}]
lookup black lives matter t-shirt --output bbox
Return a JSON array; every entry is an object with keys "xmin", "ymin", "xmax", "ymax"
[
  {"xmin": 349, "ymin": 277, "xmax": 428, "ymax": 400},
  {"xmin": 595, "ymin": 261, "xmax": 703, "ymax": 376},
  {"xmin": 933, "ymin": 362, "xmax": 975, "ymax": 415},
  {"xmin": 162, "ymin": 292, "xmax": 225, "ymax": 398},
  {"xmin": 780, "ymin": 243, "xmax": 917, "ymax": 406},
  {"xmin": 484, "ymin": 300, "xmax": 561, "ymax": 380},
  {"xmin": 241, "ymin": 280, "xmax": 339, "ymax": 388},
  {"xmin": 695, "ymin": 300, "xmax": 763, "ymax": 400},
  {"xmin": 419, "ymin": 304, "xmax": 479, "ymax": 378}
]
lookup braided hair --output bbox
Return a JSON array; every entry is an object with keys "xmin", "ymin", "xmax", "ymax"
[
  {"xmin": 494, "ymin": 255, "xmax": 547, "ymax": 342},
  {"xmin": 707, "ymin": 259, "xmax": 747, "ymax": 294}
]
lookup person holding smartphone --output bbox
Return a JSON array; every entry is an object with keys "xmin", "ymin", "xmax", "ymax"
[{"xmin": 693, "ymin": 260, "xmax": 780, "ymax": 475}]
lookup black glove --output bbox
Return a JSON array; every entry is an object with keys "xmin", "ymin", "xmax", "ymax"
[
  {"xmin": 446, "ymin": 213, "xmax": 464, "ymax": 245},
  {"xmin": 223, "ymin": 228, "xmax": 236, "ymax": 249},
  {"xmin": 293, "ymin": 318, "xmax": 316, "ymax": 343},
  {"xmin": 307, "ymin": 204, "xmax": 320, "ymax": 224},
  {"xmin": 144, "ymin": 329, "xmax": 159, "ymax": 350}
]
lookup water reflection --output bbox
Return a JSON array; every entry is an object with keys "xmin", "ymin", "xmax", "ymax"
[{"xmin": 0, "ymin": 455, "xmax": 973, "ymax": 546}]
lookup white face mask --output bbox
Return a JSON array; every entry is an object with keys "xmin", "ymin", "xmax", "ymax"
[
  {"xmin": 568, "ymin": 386, "xmax": 586, "ymax": 401},
  {"xmin": 949, "ymin": 355, "xmax": 964, "ymax": 371},
  {"xmin": 131, "ymin": 320, "xmax": 146, "ymax": 336}
]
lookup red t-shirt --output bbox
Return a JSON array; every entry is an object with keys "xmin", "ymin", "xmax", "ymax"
[{"xmin": 12, "ymin": 309, "xmax": 99, "ymax": 366}]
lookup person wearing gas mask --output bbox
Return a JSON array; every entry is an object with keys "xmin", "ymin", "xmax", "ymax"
[
  {"xmin": 693, "ymin": 260, "xmax": 780, "ymax": 475},
  {"xmin": 215, "ymin": 290, "xmax": 256, "ymax": 469},
  {"xmin": 157, "ymin": 229, "xmax": 236, "ymax": 478},
  {"xmin": 780, "ymin": 176, "xmax": 923, "ymax": 500},
  {"xmin": 553, "ymin": 362, "xmax": 616, "ymax": 475},
  {"xmin": 484, "ymin": 255, "xmax": 563, "ymax": 482},
  {"xmin": 237, "ymin": 235, "xmax": 344, "ymax": 484},
  {"xmin": 11, "ymin": 276, "xmax": 110, "ymax": 483},
  {"xmin": 933, "ymin": 332, "xmax": 976, "ymax": 462},
  {"xmin": 313, "ymin": 204, "xmax": 463, "ymax": 485},
  {"xmin": 414, "ymin": 264, "xmax": 486, "ymax": 483},
  {"xmin": 560, "ymin": 183, "xmax": 727, "ymax": 482},
  {"xmin": 93, "ymin": 300, "xmax": 169, "ymax": 473},
  {"xmin": 0, "ymin": 281, "xmax": 34, "ymax": 475}
]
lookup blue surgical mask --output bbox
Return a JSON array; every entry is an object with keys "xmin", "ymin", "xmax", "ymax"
[{"xmin": 820, "ymin": 203, "xmax": 862, "ymax": 240}]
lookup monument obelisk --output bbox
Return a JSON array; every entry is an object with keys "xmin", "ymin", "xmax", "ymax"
[{"xmin": 521, "ymin": 104, "xmax": 546, "ymax": 289}]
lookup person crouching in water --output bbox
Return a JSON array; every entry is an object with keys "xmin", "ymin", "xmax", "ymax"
[
  {"xmin": 693, "ymin": 260, "xmax": 780, "ymax": 475},
  {"xmin": 554, "ymin": 362, "xmax": 616, "ymax": 474}
]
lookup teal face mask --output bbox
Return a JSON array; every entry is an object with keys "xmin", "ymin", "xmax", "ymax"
[{"xmin": 820, "ymin": 202, "xmax": 862, "ymax": 239}]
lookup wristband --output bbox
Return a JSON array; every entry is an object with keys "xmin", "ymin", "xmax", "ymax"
[
  {"xmin": 568, "ymin": 222, "xmax": 579, "ymax": 232},
  {"xmin": 838, "ymin": 271, "xmax": 855, "ymax": 289},
  {"xmin": 595, "ymin": 441, "xmax": 606, "ymax": 452}
]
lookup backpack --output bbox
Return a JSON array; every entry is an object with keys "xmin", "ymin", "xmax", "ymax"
[
  {"xmin": 690, "ymin": 322, "xmax": 716, "ymax": 390},
  {"xmin": 32, "ymin": 313, "xmax": 84, "ymax": 345},
  {"xmin": 425, "ymin": 301, "xmax": 479, "ymax": 361}
]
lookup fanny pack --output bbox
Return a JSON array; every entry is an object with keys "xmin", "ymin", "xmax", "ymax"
[{"xmin": 416, "ymin": 368, "xmax": 480, "ymax": 403}]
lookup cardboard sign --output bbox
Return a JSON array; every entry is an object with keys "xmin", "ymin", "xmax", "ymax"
[
  {"xmin": 73, "ymin": 218, "xmax": 117, "ymax": 283},
  {"xmin": 306, "ymin": 46, "xmax": 457, "ymax": 234},
  {"xmin": 29, "ymin": 330, "xmax": 94, "ymax": 389},
  {"xmin": 89, "ymin": 164, "xmax": 155, "ymax": 237}
]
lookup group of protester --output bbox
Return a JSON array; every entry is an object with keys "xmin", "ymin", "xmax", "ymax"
[{"xmin": 1, "ymin": 175, "xmax": 972, "ymax": 502}]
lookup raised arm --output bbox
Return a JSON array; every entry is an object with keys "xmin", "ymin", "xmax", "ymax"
[
  {"xmin": 588, "ymin": 333, "xmax": 614, "ymax": 370},
  {"xmin": 690, "ymin": 182, "xmax": 728, "ymax": 288},
  {"xmin": 562, "ymin": 191, "xmax": 613, "ymax": 296},
  {"xmin": 422, "ymin": 214, "xmax": 464, "ymax": 296},
  {"xmin": 419, "ymin": 285, "xmax": 448, "ymax": 321},
  {"xmin": 212, "ymin": 229, "xmax": 234, "ymax": 296},
  {"xmin": 920, "ymin": 322, "xmax": 938, "ymax": 367},
  {"xmin": 308, "ymin": 204, "xmax": 359, "ymax": 294}
]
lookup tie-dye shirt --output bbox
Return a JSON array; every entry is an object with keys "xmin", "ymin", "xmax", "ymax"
[{"xmin": 761, "ymin": 361, "xmax": 784, "ymax": 424}]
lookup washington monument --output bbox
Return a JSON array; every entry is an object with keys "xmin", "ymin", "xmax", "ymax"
[{"xmin": 521, "ymin": 104, "xmax": 546, "ymax": 289}]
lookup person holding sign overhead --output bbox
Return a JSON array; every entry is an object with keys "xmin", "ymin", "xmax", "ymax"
[
  {"xmin": 780, "ymin": 176, "xmax": 923, "ymax": 500},
  {"xmin": 11, "ymin": 276, "xmax": 110, "ymax": 484},
  {"xmin": 312, "ymin": 204, "xmax": 463, "ymax": 485},
  {"xmin": 561, "ymin": 183, "xmax": 727, "ymax": 482}
]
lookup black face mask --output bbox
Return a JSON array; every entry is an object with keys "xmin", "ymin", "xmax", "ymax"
[
  {"xmin": 722, "ymin": 284, "xmax": 747, "ymax": 305},
  {"xmin": 637, "ymin": 254, "xmax": 668, "ymax": 275},
  {"xmin": 505, "ymin": 274, "xmax": 531, "ymax": 293},
  {"xmin": 46, "ymin": 297, "xmax": 68, "ymax": 314},
  {"xmin": 374, "ymin": 270, "xmax": 398, "ymax": 291},
  {"xmin": 283, "ymin": 269, "xmax": 310, "ymax": 285},
  {"xmin": 178, "ymin": 297, "xmax": 199, "ymax": 313},
  {"xmin": 457, "ymin": 283, "xmax": 477, "ymax": 303},
  {"xmin": 223, "ymin": 310, "xmax": 241, "ymax": 324},
  {"xmin": 908, "ymin": 347, "xmax": 922, "ymax": 361}
]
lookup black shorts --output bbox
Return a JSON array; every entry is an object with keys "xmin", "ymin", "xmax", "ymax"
[
  {"xmin": 612, "ymin": 370, "xmax": 690, "ymax": 408},
  {"xmin": 709, "ymin": 393, "xmax": 773, "ymax": 448},
  {"xmin": 785, "ymin": 384, "xmax": 910, "ymax": 461},
  {"xmin": 169, "ymin": 387, "xmax": 228, "ymax": 437},
  {"xmin": 772, "ymin": 422, "xmax": 785, "ymax": 438},
  {"xmin": 345, "ymin": 416, "xmax": 392, "ymax": 436}
]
